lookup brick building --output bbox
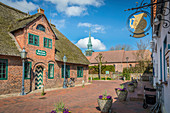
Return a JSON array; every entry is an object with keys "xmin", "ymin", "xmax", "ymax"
[
  {"xmin": 86, "ymin": 50, "xmax": 151, "ymax": 72},
  {"xmin": 0, "ymin": 2, "xmax": 89, "ymax": 95}
]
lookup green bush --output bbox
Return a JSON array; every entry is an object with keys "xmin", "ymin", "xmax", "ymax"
[
  {"xmin": 123, "ymin": 68, "xmax": 130, "ymax": 80},
  {"xmin": 88, "ymin": 77, "xmax": 112, "ymax": 80},
  {"xmin": 89, "ymin": 65, "xmax": 115, "ymax": 74}
]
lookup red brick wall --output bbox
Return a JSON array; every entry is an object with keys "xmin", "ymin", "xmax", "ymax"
[
  {"xmin": 0, "ymin": 55, "xmax": 89, "ymax": 95},
  {"xmin": 45, "ymin": 62, "xmax": 89, "ymax": 89},
  {"xmin": 14, "ymin": 15, "xmax": 55, "ymax": 62},
  {"xmin": 0, "ymin": 55, "xmax": 22, "ymax": 94}
]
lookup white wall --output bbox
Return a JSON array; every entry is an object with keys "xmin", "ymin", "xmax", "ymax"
[{"xmin": 153, "ymin": 2, "xmax": 170, "ymax": 113}]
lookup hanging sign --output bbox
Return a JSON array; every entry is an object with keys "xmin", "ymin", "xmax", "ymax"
[
  {"xmin": 36, "ymin": 50, "xmax": 46, "ymax": 56},
  {"xmin": 127, "ymin": 10, "xmax": 151, "ymax": 38}
]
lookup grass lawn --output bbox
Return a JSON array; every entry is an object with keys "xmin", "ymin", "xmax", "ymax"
[{"xmin": 88, "ymin": 77, "xmax": 113, "ymax": 80}]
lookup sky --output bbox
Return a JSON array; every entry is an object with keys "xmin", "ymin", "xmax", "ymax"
[{"xmin": 0, "ymin": 0, "xmax": 152, "ymax": 53}]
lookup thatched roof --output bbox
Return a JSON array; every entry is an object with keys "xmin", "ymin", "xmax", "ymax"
[
  {"xmin": 9, "ymin": 13, "xmax": 42, "ymax": 32},
  {"xmin": 0, "ymin": 2, "xmax": 27, "ymax": 56},
  {"xmin": 52, "ymin": 26, "xmax": 90, "ymax": 65},
  {"xmin": 0, "ymin": 2, "xmax": 89, "ymax": 65}
]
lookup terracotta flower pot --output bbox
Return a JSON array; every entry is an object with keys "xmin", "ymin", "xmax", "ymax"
[
  {"xmin": 128, "ymin": 85, "xmax": 135, "ymax": 92},
  {"xmin": 97, "ymin": 99, "xmax": 112, "ymax": 113}
]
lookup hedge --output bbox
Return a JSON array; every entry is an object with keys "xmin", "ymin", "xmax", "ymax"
[{"xmin": 89, "ymin": 65, "xmax": 115, "ymax": 74}]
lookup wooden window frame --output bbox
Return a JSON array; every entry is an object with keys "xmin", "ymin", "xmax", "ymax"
[
  {"xmin": 28, "ymin": 33, "xmax": 39, "ymax": 46},
  {"xmin": 44, "ymin": 37, "xmax": 52, "ymax": 49},
  {"xmin": 48, "ymin": 64, "xmax": 54, "ymax": 79},
  {"xmin": 0, "ymin": 59, "xmax": 8, "ymax": 80}
]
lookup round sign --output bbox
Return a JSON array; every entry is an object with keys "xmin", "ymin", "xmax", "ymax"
[{"xmin": 126, "ymin": 10, "xmax": 151, "ymax": 38}]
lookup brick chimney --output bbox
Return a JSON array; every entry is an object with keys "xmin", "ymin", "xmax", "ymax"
[{"xmin": 37, "ymin": 8, "xmax": 44, "ymax": 14}]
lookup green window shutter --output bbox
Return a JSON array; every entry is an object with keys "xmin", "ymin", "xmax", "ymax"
[
  {"xmin": 0, "ymin": 59, "xmax": 8, "ymax": 80},
  {"xmin": 48, "ymin": 64, "xmax": 54, "ymax": 79}
]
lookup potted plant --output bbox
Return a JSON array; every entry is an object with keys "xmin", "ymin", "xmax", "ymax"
[
  {"xmin": 115, "ymin": 85, "xmax": 128, "ymax": 101},
  {"xmin": 97, "ymin": 90, "xmax": 112, "ymax": 113},
  {"xmin": 127, "ymin": 82, "xmax": 135, "ymax": 92},
  {"xmin": 132, "ymin": 79, "xmax": 138, "ymax": 88},
  {"xmin": 51, "ymin": 99, "xmax": 71, "ymax": 113}
]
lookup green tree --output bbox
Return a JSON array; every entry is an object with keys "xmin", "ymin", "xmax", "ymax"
[{"xmin": 110, "ymin": 44, "xmax": 133, "ymax": 51}]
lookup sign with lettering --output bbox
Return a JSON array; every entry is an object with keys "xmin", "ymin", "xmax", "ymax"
[
  {"xmin": 127, "ymin": 10, "xmax": 151, "ymax": 38},
  {"xmin": 36, "ymin": 50, "xmax": 46, "ymax": 56}
]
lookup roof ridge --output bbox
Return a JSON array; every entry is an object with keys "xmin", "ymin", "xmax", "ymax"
[
  {"xmin": 93, "ymin": 50, "xmax": 125, "ymax": 53},
  {"xmin": 16, "ymin": 13, "xmax": 41, "ymax": 22},
  {"xmin": 0, "ymin": 2, "xmax": 28, "ymax": 15}
]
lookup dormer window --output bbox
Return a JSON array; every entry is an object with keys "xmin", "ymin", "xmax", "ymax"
[{"xmin": 36, "ymin": 24, "xmax": 45, "ymax": 32}]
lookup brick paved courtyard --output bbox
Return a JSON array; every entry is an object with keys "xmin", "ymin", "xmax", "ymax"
[{"xmin": 0, "ymin": 80, "xmax": 150, "ymax": 113}]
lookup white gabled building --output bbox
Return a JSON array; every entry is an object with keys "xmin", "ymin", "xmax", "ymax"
[{"xmin": 151, "ymin": 0, "xmax": 170, "ymax": 113}]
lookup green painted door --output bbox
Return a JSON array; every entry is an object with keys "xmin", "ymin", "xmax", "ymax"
[{"xmin": 35, "ymin": 66, "xmax": 43, "ymax": 89}]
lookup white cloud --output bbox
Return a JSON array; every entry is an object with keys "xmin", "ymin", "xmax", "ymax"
[
  {"xmin": 78, "ymin": 22, "xmax": 91, "ymax": 27},
  {"xmin": 51, "ymin": 19, "xmax": 65, "ymax": 29},
  {"xmin": 44, "ymin": 0, "xmax": 104, "ymax": 16},
  {"xmin": 78, "ymin": 22, "xmax": 105, "ymax": 33},
  {"xmin": 76, "ymin": 37, "xmax": 106, "ymax": 50},
  {"xmin": 0, "ymin": 0, "xmax": 39, "ymax": 13},
  {"xmin": 51, "ymin": 13, "xmax": 58, "ymax": 17},
  {"xmin": 65, "ymin": 6, "xmax": 87, "ymax": 16}
]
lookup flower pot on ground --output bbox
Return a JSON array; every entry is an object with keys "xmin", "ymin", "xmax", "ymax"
[
  {"xmin": 51, "ymin": 99, "xmax": 71, "ymax": 113},
  {"xmin": 128, "ymin": 83, "xmax": 135, "ymax": 92},
  {"xmin": 115, "ymin": 87, "xmax": 128, "ymax": 101},
  {"xmin": 98, "ymin": 90, "xmax": 112, "ymax": 113},
  {"xmin": 132, "ymin": 79, "xmax": 138, "ymax": 88}
]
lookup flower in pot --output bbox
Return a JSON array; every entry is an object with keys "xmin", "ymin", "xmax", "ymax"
[
  {"xmin": 51, "ymin": 99, "xmax": 71, "ymax": 113},
  {"xmin": 128, "ymin": 82, "xmax": 135, "ymax": 92},
  {"xmin": 115, "ymin": 85, "xmax": 128, "ymax": 101},
  {"xmin": 132, "ymin": 79, "xmax": 138, "ymax": 88},
  {"xmin": 98, "ymin": 90, "xmax": 112, "ymax": 113}
]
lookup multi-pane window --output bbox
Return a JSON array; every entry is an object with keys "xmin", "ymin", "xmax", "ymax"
[
  {"xmin": 36, "ymin": 24, "xmax": 45, "ymax": 32},
  {"xmin": 62, "ymin": 65, "xmax": 70, "ymax": 78},
  {"xmin": 77, "ymin": 66, "xmax": 83, "ymax": 77},
  {"xmin": 48, "ymin": 64, "xmax": 54, "ymax": 79},
  {"xmin": 0, "ymin": 59, "xmax": 8, "ymax": 80},
  {"xmin": 44, "ymin": 37, "xmax": 52, "ymax": 49},
  {"xmin": 24, "ymin": 61, "xmax": 32, "ymax": 79},
  {"xmin": 28, "ymin": 33, "xmax": 39, "ymax": 46}
]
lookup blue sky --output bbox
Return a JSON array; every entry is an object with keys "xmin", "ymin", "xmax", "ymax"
[{"xmin": 1, "ymin": 0, "xmax": 152, "ymax": 53}]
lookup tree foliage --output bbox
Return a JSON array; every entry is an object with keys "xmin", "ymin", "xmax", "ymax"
[
  {"xmin": 110, "ymin": 44, "xmax": 133, "ymax": 51},
  {"xmin": 133, "ymin": 38, "xmax": 152, "ymax": 73},
  {"xmin": 89, "ymin": 65, "xmax": 115, "ymax": 74}
]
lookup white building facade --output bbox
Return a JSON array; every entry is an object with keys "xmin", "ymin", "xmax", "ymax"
[{"xmin": 152, "ymin": 1, "xmax": 170, "ymax": 113}]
